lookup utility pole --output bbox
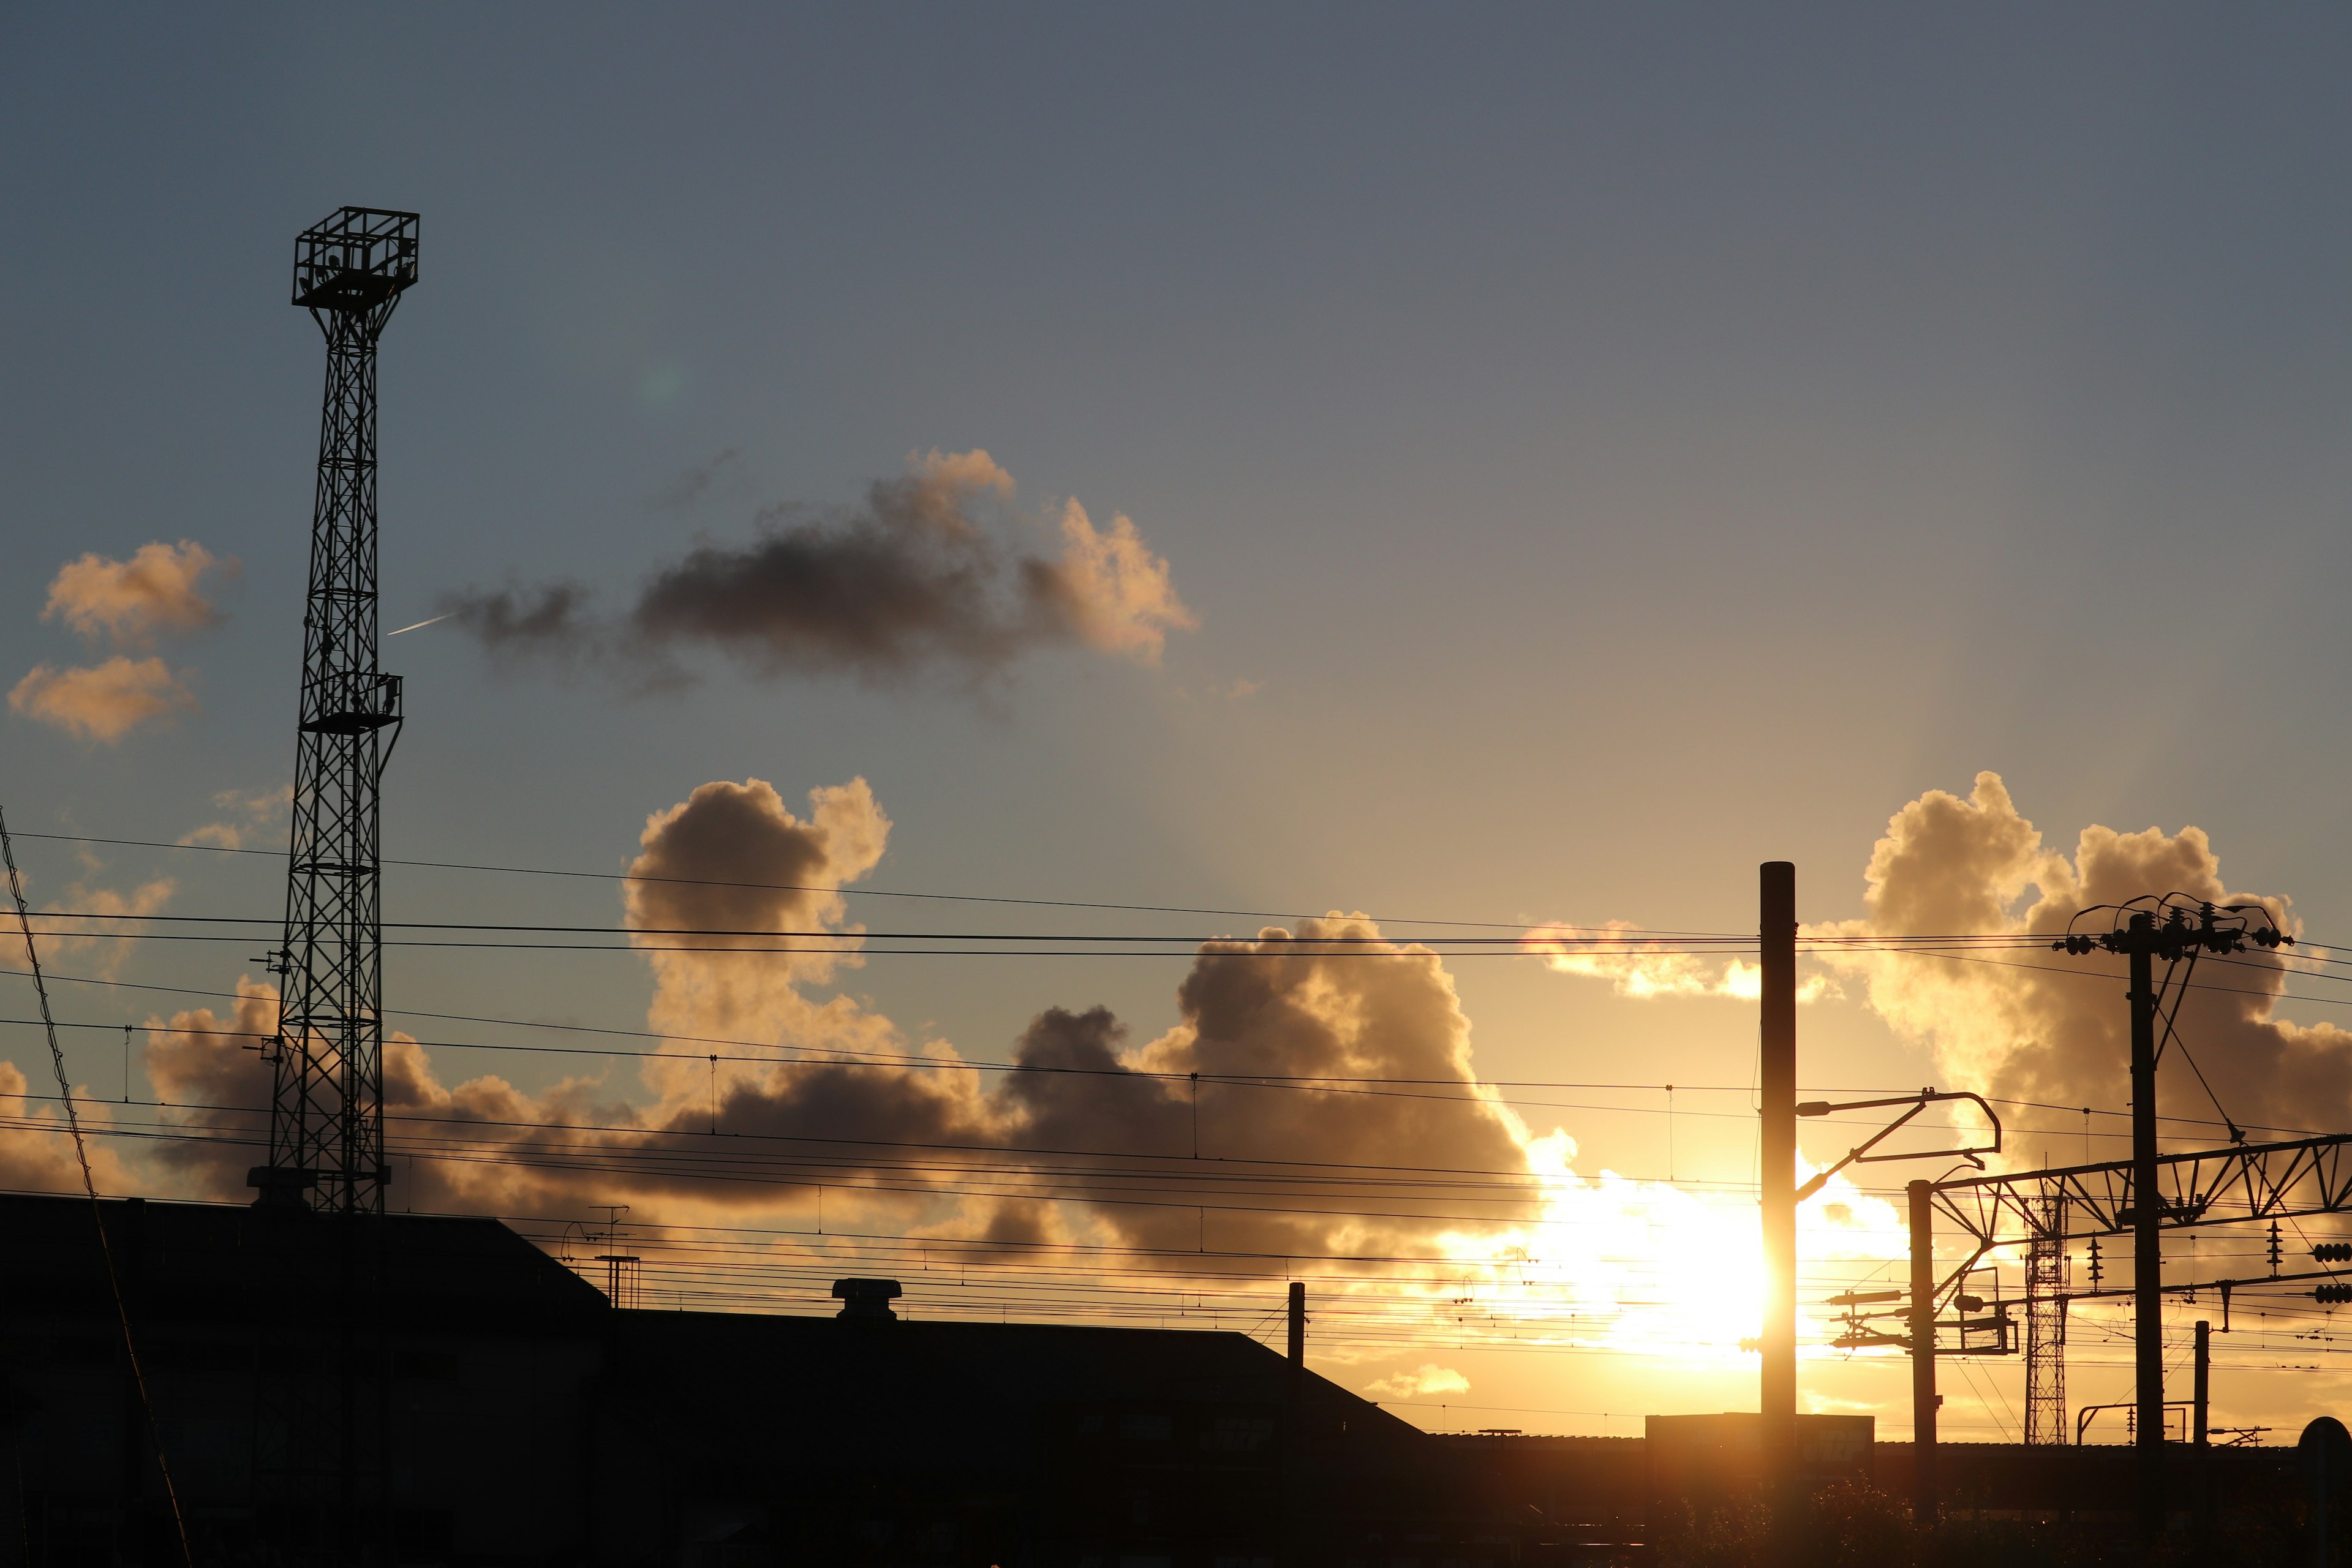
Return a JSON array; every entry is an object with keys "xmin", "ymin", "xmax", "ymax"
[
  {"xmin": 2127, "ymin": 912, "xmax": 2163, "ymax": 1532},
  {"xmin": 2052, "ymin": 895, "xmax": 2291, "ymax": 1539},
  {"xmin": 2193, "ymin": 1318, "xmax": 2212, "ymax": 1539},
  {"xmin": 252, "ymin": 207, "xmax": 418, "ymax": 1216},
  {"xmin": 1908, "ymin": 1178, "xmax": 1937, "ymax": 1525},
  {"xmin": 1759, "ymin": 862, "xmax": 1797, "ymax": 1509}
]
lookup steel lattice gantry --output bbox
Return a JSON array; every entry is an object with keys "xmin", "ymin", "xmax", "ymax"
[
  {"xmin": 1902, "ymin": 1133, "xmax": 2352, "ymax": 1523},
  {"xmin": 251, "ymin": 208, "xmax": 418, "ymax": 1215},
  {"xmin": 1929, "ymin": 1135, "xmax": 2352, "ymax": 1272}
]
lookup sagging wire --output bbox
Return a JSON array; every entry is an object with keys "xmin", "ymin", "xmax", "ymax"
[{"xmin": 0, "ymin": 806, "xmax": 192, "ymax": 1568}]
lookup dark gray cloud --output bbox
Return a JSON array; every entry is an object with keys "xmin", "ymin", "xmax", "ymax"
[{"xmin": 443, "ymin": 450, "xmax": 1191, "ymax": 687}]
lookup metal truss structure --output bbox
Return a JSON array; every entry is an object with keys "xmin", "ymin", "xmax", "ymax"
[
  {"xmin": 1929, "ymin": 1133, "xmax": 2352, "ymax": 1294},
  {"xmin": 2025, "ymin": 1192, "xmax": 2067, "ymax": 1445},
  {"xmin": 1893, "ymin": 1132, "xmax": 2352, "ymax": 1525},
  {"xmin": 251, "ymin": 207, "xmax": 418, "ymax": 1216}
]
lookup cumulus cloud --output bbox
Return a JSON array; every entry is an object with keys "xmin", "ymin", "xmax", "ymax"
[
  {"xmin": 42, "ymin": 540, "xmax": 230, "ymax": 647},
  {"xmin": 1525, "ymin": 921, "xmax": 1839, "ymax": 1003},
  {"xmin": 993, "ymin": 918, "xmax": 1534, "ymax": 1260},
  {"xmin": 134, "ymin": 772, "xmax": 1544, "ymax": 1267},
  {"xmin": 443, "ymin": 450, "xmax": 1195, "ymax": 688},
  {"xmin": 98, "ymin": 772, "xmax": 1948, "ymax": 1371},
  {"xmin": 12, "ymin": 540, "xmax": 228, "ymax": 741},
  {"xmin": 1816, "ymin": 771, "xmax": 2347, "ymax": 1147},
  {"xmin": 9, "ymin": 657, "xmax": 198, "ymax": 742},
  {"xmin": 143, "ymin": 979, "xmax": 278, "ymax": 1196},
  {"xmin": 0, "ymin": 1061, "xmax": 134, "ymax": 1193},
  {"xmin": 139, "ymin": 777, "xmax": 985, "ymax": 1220},
  {"xmin": 627, "ymin": 776, "xmax": 892, "ymax": 1039}
]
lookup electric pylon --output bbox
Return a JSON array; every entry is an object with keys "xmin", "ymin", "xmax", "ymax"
[{"xmin": 249, "ymin": 208, "xmax": 418, "ymax": 1215}]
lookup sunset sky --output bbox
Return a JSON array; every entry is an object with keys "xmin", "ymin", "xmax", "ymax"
[{"xmin": 7, "ymin": 6, "xmax": 2352, "ymax": 1442}]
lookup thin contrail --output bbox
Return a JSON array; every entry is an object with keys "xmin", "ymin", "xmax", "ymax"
[{"xmin": 387, "ymin": 612, "xmax": 451, "ymax": 636}]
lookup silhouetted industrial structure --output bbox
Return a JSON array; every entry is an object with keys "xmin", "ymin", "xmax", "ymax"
[
  {"xmin": 256, "ymin": 205, "xmax": 419, "ymax": 1215},
  {"xmin": 236, "ymin": 203, "xmax": 422, "ymax": 1568},
  {"xmin": 2025, "ymin": 1191, "xmax": 2067, "ymax": 1446}
]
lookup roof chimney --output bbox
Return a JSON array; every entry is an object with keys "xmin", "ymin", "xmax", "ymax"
[{"xmin": 832, "ymin": 1277, "xmax": 902, "ymax": 1321}]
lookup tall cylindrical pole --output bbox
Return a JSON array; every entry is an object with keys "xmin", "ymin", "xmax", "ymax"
[
  {"xmin": 1909, "ymin": 1178, "xmax": 1937, "ymax": 1526},
  {"xmin": 2194, "ymin": 1318, "xmax": 2212, "ymax": 1539},
  {"xmin": 2193, "ymin": 1319, "xmax": 2209, "ymax": 1447},
  {"xmin": 1760, "ymin": 862, "xmax": 1798, "ymax": 1503},
  {"xmin": 2130, "ymin": 914, "xmax": 2163, "ymax": 1532},
  {"xmin": 1288, "ymin": 1281, "xmax": 1306, "ymax": 1369}
]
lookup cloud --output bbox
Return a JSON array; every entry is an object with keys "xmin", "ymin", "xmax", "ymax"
[
  {"xmin": 143, "ymin": 979, "xmax": 279, "ymax": 1197},
  {"xmin": 983, "ymin": 914, "xmax": 1540, "ymax": 1263},
  {"xmin": 140, "ymin": 777, "xmax": 987, "ymax": 1219},
  {"xmin": 41, "ymin": 540, "xmax": 230, "ymax": 649},
  {"xmin": 1039, "ymin": 499, "xmax": 1197, "ymax": 662},
  {"xmin": 134, "ymin": 775, "xmax": 1542, "ymax": 1267},
  {"xmin": 37, "ymin": 867, "xmax": 174, "ymax": 981},
  {"xmin": 443, "ymin": 450, "xmax": 1194, "ymax": 687},
  {"xmin": 178, "ymin": 785, "xmax": 293, "ymax": 851},
  {"xmin": 9, "ymin": 657, "xmax": 198, "ymax": 742},
  {"xmin": 626, "ymin": 776, "xmax": 892, "ymax": 1039},
  {"xmin": 1525, "ymin": 921, "xmax": 1839, "ymax": 1003},
  {"xmin": 1362, "ymin": 1363, "xmax": 1471, "ymax": 1400},
  {"xmin": 1815, "ymin": 771, "xmax": 2348, "ymax": 1146},
  {"xmin": 97, "ymin": 773, "xmax": 1947, "ymax": 1370},
  {"xmin": 0, "ymin": 1061, "xmax": 134, "ymax": 1194}
]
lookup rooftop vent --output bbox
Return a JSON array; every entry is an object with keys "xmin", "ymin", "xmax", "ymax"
[{"xmin": 832, "ymin": 1278, "xmax": 903, "ymax": 1321}]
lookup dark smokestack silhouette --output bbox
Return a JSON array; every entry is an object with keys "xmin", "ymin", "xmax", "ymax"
[{"xmin": 833, "ymin": 1278, "xmax": 902, "ymax": 1321}]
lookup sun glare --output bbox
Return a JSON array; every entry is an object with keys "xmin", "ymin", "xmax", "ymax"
[{"xmin": 1396, "ymin": 1143, "xmax": 1913, "ymax": 1373}]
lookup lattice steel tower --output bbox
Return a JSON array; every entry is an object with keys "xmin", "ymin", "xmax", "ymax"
[
  {"xmin": 250, "ymin": 208, "xmax": 418, "ymax": 1214},
  {"xmin": 2025, "ymin": 1188, "xmax": 2070, "ymax": 1444}
]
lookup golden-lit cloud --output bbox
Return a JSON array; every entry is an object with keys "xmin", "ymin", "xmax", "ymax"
[
  {"xmin": 63, "ymin": 770, "xmax": 1966, "ymax": 1390},
  {"xmin": 178, "ymin": 784, "xmax": 292, "ymax": 850},
  {"xmin": 1523, "ymin": 921, "xmax": 1839, "ymax": 1002},
  {"xmin": 0, "ymin": 1061, "xmax": 134, "ymax": 1193},
  {"xmin": 1045, "ymin": 499, "xmax": 1197, "ymax": 662},
  {"xmin": 1814, "ymin": 770, "xmax": 2348, "ymax": 1145},
  {"xmin": 9, "ymin": 656, "xmax": 198, "ymax": 742},
  {"xmin": 625, "ymin": 775, "xmax": 891, "ymax": 1039},
  {"xmin": 42, "ymin": 540, "xmax": 230, "ymax": 648},
  {"xmin": 1363, "ymin": 1363, "xmax": 1471, "ymax": 1400}
]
